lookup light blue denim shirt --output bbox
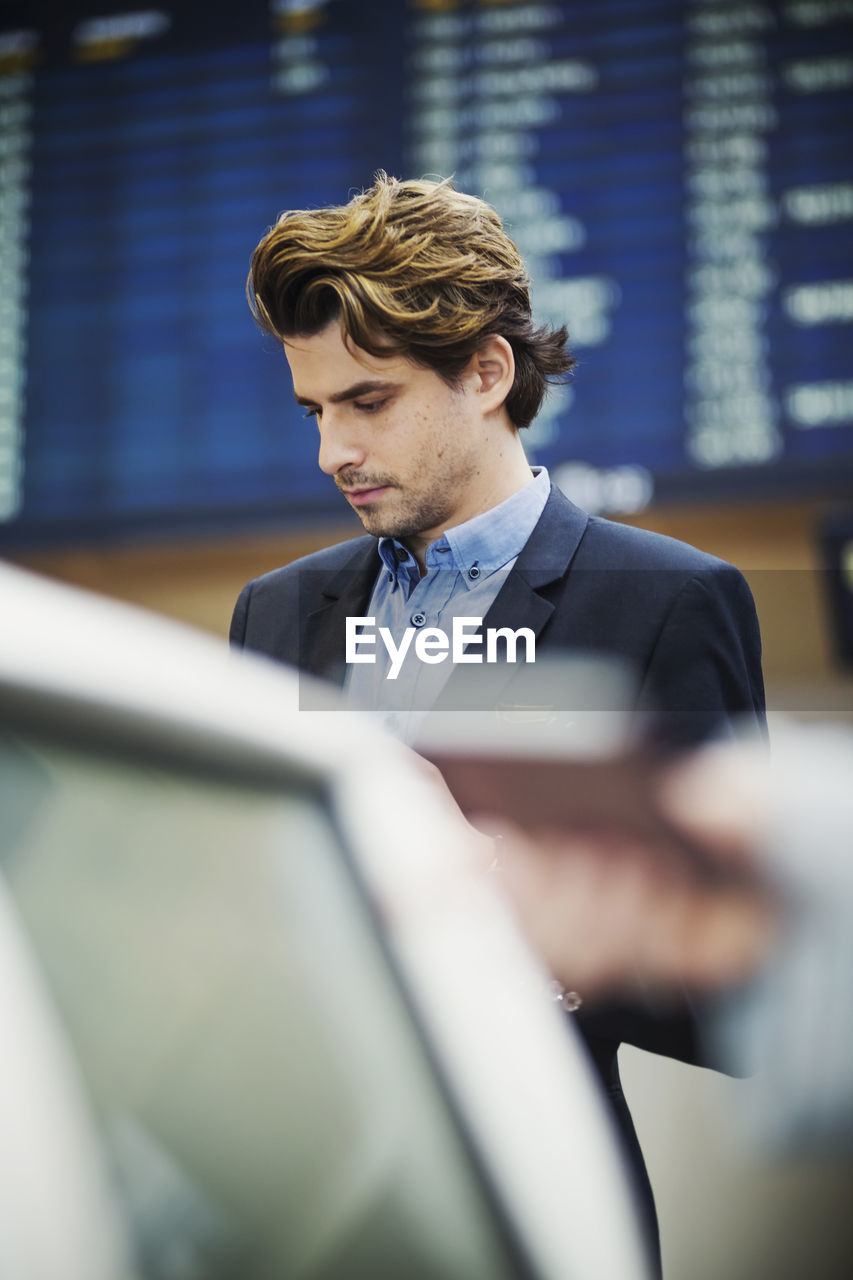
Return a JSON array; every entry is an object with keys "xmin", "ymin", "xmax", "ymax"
[{"xmin": 346, "ymin": 466, "xmax": 550, "ymax": 740}]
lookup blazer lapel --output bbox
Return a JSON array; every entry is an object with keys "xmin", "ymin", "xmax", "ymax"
[
  {"xmin": 299, "ymin": 486, "xmax": 589, "ymax": 699},
  {"xmin": 436, "ymin": 485, "xmax": 589, "ymax": 709},
  {"xmin": 300, "ymin": 541, "xmax": 379, "ymax": 686}
]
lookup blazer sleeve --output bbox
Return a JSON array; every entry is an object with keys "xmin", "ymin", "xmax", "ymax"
[
  {"xmin": 637, "ymin": 562, "xmax": 766, "ymax": 749},
  {"xmin": 227, "ymin": 565, "xmax": 303, "ymax": 668},
  {"xmin": 229, "ymin": 581, "xmax": 252, "ymax": 650}
]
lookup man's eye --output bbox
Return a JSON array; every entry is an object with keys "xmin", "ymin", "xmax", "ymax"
[
  {"xmin": 302, "ymin": 407, "xmax": 320, "ymax": 419},
  {"xmin": 355, "ymin": 399, "xmax": 387, "ymax": 414}
]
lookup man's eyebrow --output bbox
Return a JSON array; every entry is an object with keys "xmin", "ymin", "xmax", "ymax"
[{"xmin": 293, "ymin": 379, "xmax": 400, "ymax": 407}]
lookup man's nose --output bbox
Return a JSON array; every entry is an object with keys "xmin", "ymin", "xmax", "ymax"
[{"xmin": 317, "ymin": 414, "xmax": 366, "ymax": 476}]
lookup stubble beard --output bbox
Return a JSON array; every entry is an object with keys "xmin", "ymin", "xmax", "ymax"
[
  {"xmin": 350, "ymin": 486, "xmax": 461, "ymax": 541},
  {"xmin": 338, "ymin": 419, "xmax": 479, "ymax": 541}
]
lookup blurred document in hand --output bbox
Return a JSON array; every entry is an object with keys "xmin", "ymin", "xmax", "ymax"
[{"xmin": 415, "ymin": 656, "xmax": 744, "ymax": 885}]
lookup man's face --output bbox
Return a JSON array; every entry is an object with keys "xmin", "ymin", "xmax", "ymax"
[{"xmin": 284, "ymin": 322, "xmax": 495, "ymax": 549}]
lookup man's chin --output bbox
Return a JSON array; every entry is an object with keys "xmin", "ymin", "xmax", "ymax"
[
  {"xmin": 345, "ymin": 494, "xmax": 398, "ymax": 538},
  {"xmin": 350, "ymin": 506, "xmax": 391, "ymax": 537},
  {"xmin": 353, "ymin": 510, "xmax": 416, "ymax": 542},
  {"xmin": 345, "ymin": 491, "xmax": 437, "ymax": 542}
]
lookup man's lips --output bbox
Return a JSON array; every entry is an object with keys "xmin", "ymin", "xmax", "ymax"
[{"xmin": 340, "ymin": 485, "xmax": 390, "ymax": 506}]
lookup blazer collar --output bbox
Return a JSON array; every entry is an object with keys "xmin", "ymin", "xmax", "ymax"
[
  {"xmin": 481, "ymin": 482, "xmax": 588, "ymax": 629},
  {"xmin": 436, "ymin": 485, "xmax": 589, "ymax": 708},
  {"xmin": 301, "ymin": 485, "xmax": 589, "ymax": 693},
  {"xmin": 507, "ymin": 482, "xmax": 589, "ymax": 586}
]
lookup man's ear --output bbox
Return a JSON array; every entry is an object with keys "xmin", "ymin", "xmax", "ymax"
[{"xmin": 471, "ymin": 335, "xmax": 515, "ymax": 413}]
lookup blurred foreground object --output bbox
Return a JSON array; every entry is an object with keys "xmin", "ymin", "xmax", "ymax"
[
  {"xmin": 428, "ymin": 686, "xmax": 853, "ymax": 1157},
  {"xmin": 0, "ymin": 563, "xmax": 647, "ymax": 1280},
  {"xmin": 670, "ymin": 724, "xmax": 853, "ymax": 1154},
  {"xmin": 416, "ymin": 661, "xmax": 777, "ymax": 1003}
]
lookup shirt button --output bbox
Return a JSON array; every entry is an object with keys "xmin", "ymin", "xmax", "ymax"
[
  {"xmin": 410, "ymin": 612, "xmax": 426, "ymax": 627},
  {"xmin": 396, "ymin": 546, "xmax": 408, "ymax": 562},
  {"xmin": 468, "ymin": 566, "xmax": 481, "ymax": 580}
]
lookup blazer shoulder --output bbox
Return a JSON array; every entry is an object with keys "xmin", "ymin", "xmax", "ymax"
[
  {"xmin": 246, "ymin": 534, "xmax": 377, "ymax": 593},
  {"xmin": 579, "ymin": 514, "xmax": 734, "ymax": 575},
  {"xmin": 230, "ymin": 534, "xmax": 377, "ymax": 653},
  {"xmin": 534, "ymin": 485, "xmax": 737, "ymax": 579}
]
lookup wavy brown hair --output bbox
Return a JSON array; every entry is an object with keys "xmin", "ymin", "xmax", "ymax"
[{"xmin": 247, "ymin": 172, "xmax": 574, "ymax": 430}]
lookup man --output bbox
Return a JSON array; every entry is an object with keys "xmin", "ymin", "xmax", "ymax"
[{"xmin": 230, "ymin": 172, "xmax": 766, "ymax": 1272}]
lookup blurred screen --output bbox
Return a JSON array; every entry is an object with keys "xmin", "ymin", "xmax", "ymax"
[
  {"xmin": 1, "ymin": 0, "xmax": 851, "ymax": 548},
  {"xmin": 0, "ymin": 727, "xmax": 523, "ymax": 1279}
]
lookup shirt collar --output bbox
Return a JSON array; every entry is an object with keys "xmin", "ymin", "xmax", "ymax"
[{"xmin": 377, "ymin": 466, "xmax": 550, "ymax": 589}]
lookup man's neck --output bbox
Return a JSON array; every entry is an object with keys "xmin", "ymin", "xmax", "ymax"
[{"xmin": 405, "ymin": 446, "xmax": 536, "ymax": 573}]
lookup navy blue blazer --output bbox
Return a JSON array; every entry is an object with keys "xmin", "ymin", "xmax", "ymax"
[
  {"xmin": 231, "ymin": 484, "xmax": 764, "ymax": 738},
  {"xmin": 231, "ymin": 484, "xmax": 766, "ymax": 1266}
]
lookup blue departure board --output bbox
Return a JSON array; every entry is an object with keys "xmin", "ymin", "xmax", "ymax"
[{"xmin": 1, "ymin": 0, "xmax": 852, "ymax": 549}]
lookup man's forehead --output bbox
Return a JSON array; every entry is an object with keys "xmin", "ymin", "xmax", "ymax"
[{"xmin": 283, "ymin": 324, "xmax": 414, "ymax": 396}]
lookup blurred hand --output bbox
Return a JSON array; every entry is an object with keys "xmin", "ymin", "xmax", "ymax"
[
  {"xmin": 492, "ymin": 818, "xmax": 776, "ymax": 1001},
  {"xmin": 658, "ymin": 739, "xmax": 771, "ymax": 864},
  {"xmin": 402, "ymin": 745, "xmax": 498, "ymax": 867},
  {"xmin": 476, "ymin": 741, "xmax": 778, "ymax": 1001},
  {"xmin": 410, "ymin": 739, "xmax": 779, "ymax": 1003}
]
